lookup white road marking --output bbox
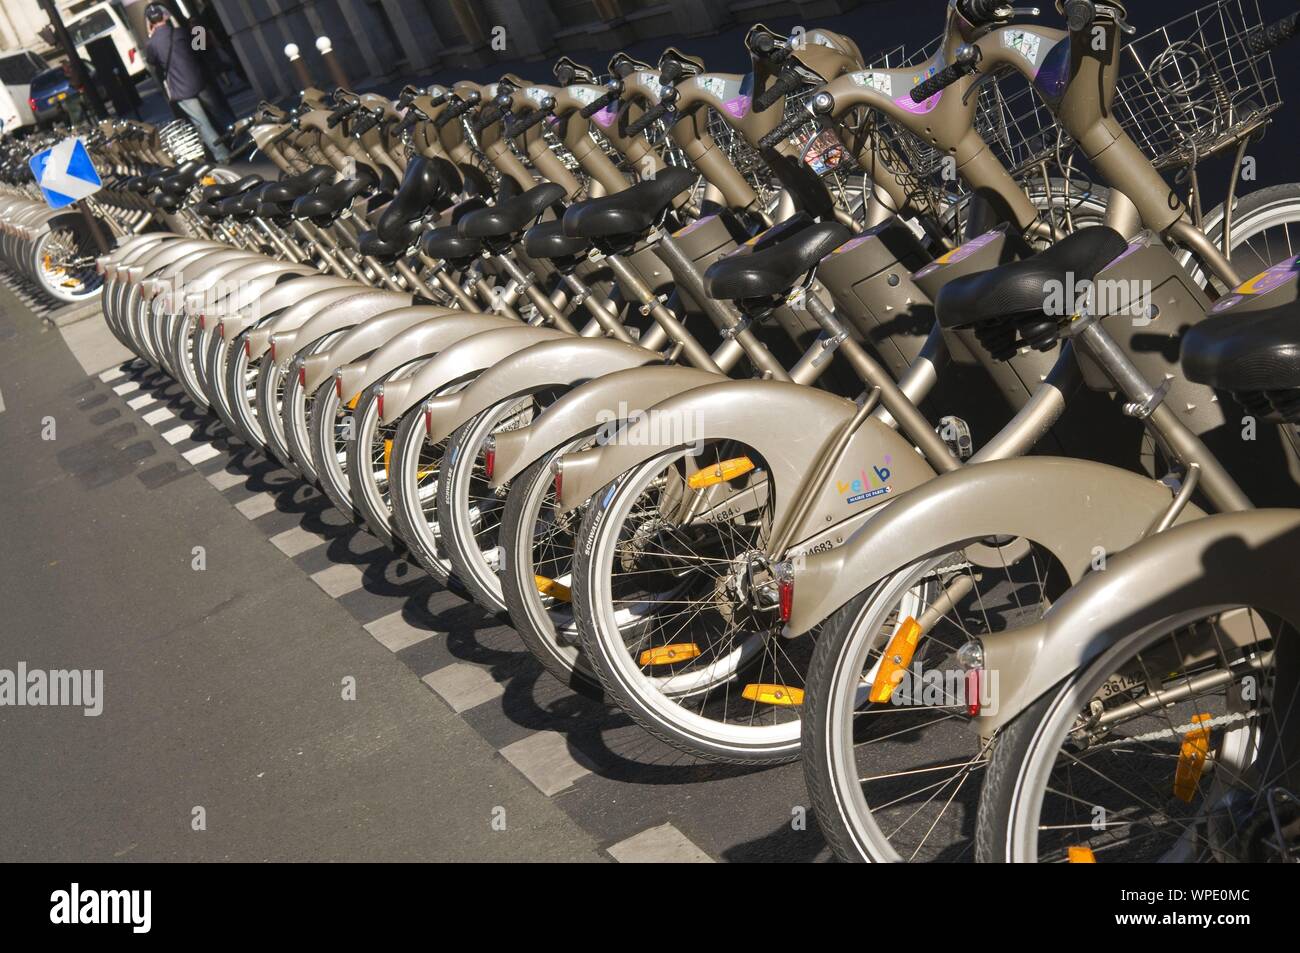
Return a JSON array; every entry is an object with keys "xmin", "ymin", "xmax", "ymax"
[
  {"xmin": 206, "ymin": 469, "xmax": 245, "ymax": 492},
  {"xmin": 308, "ymin": 563, "xmax": 365, "ymax": 598},
  {"xmin": 182, "ymin": 444, "xmax": 220, "ymax": 465},
  {"xmin": 268, "ymin": 526, "xmax": 325, "ymax": 557},
  {"xmin": 607, "ymin": 824, "xmax": 714, "ymax": 863},
  {"xmin": 142, "ymin": 407, "xmax": 173, "ymax": 425},
  {"xmin": 499, "ymin": 731, "xmax": 596, "ymax": 796},
  {"xmin": 421, "ymin": 663, "xmax": 503, "ymax": 713},
  {"xmin": 367, "ymin": 610, "xmax": 439, "ymax": 652},
  {"xmin": 233, "ymin": 493, "xmax": 277, "ymax": 519},
  {"xmin": 161, "ymin": 424, "xmax": 194, "ymax": 445},
  {"xmin": 99, "ymin": 367, "xmax": 126, "ymax": 383},
  {"xmin": 112, "ymin": 381, "xmax": 141, "ymax": 396},
  {"xmin": 126, "ymin": 394, "xmax": 154, "ymax": 409}
]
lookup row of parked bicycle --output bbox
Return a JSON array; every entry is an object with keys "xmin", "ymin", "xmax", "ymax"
[{"xmin": 37, "ymin": 0, "xmax": 1300, "ymax": 861}]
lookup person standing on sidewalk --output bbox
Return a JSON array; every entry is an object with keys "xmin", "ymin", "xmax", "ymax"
[{"xmin": 142, "ymin": 3, "xmax": 230, "ymax": 163}]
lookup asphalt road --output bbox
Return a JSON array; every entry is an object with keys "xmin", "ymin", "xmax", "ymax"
[
  {"xmin": 0, "ymin": 279, "xmax": 826, "ymax": 862},
  {"xmin": 0, "ymin": 281, "xmax": 607, "ymax": 862}
]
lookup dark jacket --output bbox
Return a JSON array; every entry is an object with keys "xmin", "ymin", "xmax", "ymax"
[{"xmin": 144, "ymin": 22, "xmax": 203, "ymax": 102}]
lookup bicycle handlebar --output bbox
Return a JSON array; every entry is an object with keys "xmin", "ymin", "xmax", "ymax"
[
  {"xmin": 326, "ymin": 100, "xmax": 359, "ymax": 128},
  {"xmin": 473, "ymin": 103, "xmax": 505, "ymax": 133},
  {"xmin": 434, "ymin": 93, "xmax": 478, "ymax": 129},
  {"xmin": 753, "ymin": 68, "xmax": 803, "ymax": 114},
  {"xmin": 909, "ymin": 44, "xmax": 981, "ymax": 103},
  {"xmin": 625, "ymin": 97, "xmax": 673, "ymax": 136},
  {"xmin": 504, "ymin": 98, "xmax": 556, "ymax": 138},
  {"xmin": 960, "ymin": 0, "xmax": 1009, "ymax": 25},
  {"xmin": 1248, "ymin": 11, "xmax": 1300, "ymax": 54},
  {"xmin": 579, "ymin": 83, "xmax": 621, "ymax": 118},
  {"xmin": 758, "ymin": 108, "xmax": 812, "ymax": 150}
]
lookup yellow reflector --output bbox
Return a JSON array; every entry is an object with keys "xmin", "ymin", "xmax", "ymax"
[
  {"xmin": 742, "ymin": 683, "xmax": 804, "ymax": 706},
  {"xmin": 687, "ymin": 455, "xmax": 755, "ymax": 489},
  {"xmin": 869, "ymin": 617, "xmax": 923, "ymax": 703},
  {"xmin": 534, "ymin": 575, "xmax": 571, "ymax": 602},
  {"xmin": 346, "ymin": 392, "xmax": 360, "ymax": 410},
  {"xmin": 1068, "ymin": 846, "xmax": 1097, "ymax": 863},
  {"xmin": 1173, "ymin": 713, "xmax": 1212, "ymax": 802},
  {"xmin": 201, "ymin": 175, "xmax": 217, "ymax": 186},
  {"xmin": 382, "ymin": 438, "xmax": 393, "ymax": 477},
  {"xmin": 639, "ymin": 643, "xmax": 701, "ymax": 666}
]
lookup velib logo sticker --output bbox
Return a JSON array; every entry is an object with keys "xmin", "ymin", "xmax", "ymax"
[
  {"xmin": 50, "ymin": 884, "xmax": 151, "ymax": 934},
  {"xmin": 837, "ymin": 455, "xmax": 892, "ymax": 504}
]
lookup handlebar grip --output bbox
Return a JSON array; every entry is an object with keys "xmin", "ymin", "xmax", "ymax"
[
  {"xmin": 960, "ymin": 0, "xmax": 1007, "ymax": 25},
  {"xmin": 659, "ymin": 60, "xmax": 683, "ymax": 85},
  {"xmin": 909, "ymin": 60, "xmax": 975, "ymax": 103},
  {"xmin": 758, "ymin": 110, "xmax": 809, "ymax": 151},
  {"xmin": 396, "ymin": 110, "xmax": 421, "ymax": 134},
  {"xmin": 473, "ymin": 104, "xmax": 504, "ymax": 133},
  {"xmin": 351, "ymin": 113, "xmax": 380, "ymax": 136},
  {"xmin": 579, "ymin": 87, "xmax": 620, "ymax": 119},
  {"xmin": 753, "ymin": 69, "xmax": 803, "ymax": 114},
  {"xmin": 504, "ymin": 102, "xmax": 554, "ymax": 138},
  {"xmin": 625, "ymin": 100, "xmax": 671, "ymax": 136},
  {"xmin": 1248, "ymin": 11, "xmax": 1300, "ymax": 54},
  {"xmin": 434, "ymin": 96, "xmax": 473, "ymax": 129},
  {"xmin": 326, "ymin": 101, "xmax": 358, "ymax": 128},
  {"xmin": 1063, "ymin": 0, "xmax": 1096, "ymax": 32}
]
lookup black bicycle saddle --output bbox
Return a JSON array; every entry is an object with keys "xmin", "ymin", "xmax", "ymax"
[
  {"xmin": 523, "ymin": 219, "xmax": 588, "ymax": 262},
  {"xmin": 561, "ymin": 167, "xmax": 694, "ymax": 241},
  {"xmin": 458, "ymin": 182, "xmax": 567, "ymax": 239},
  {"xmin": 937, "ymin": 227, "xmax": 1129, "ymax": 330},
  {"xmin": 1182, "ymin": 299, "xmax": 1300, "ymax": 397},
  {"xmin": 704, "ymin": 212, "xmax": 851, "ymax": 300}
]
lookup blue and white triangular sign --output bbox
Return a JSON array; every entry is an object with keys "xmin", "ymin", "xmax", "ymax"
[{"xmin": 29, "ymin": 137, "xmax": 103, "ymax": 209}]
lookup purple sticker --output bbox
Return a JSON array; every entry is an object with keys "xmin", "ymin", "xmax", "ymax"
[
  {"xmin": 673, "ymin": 214, "xmax": 716, "ymax": 238},
  {"xmin": 895, "ymin": 90, "xmax": 940, "ymax": 115},
  {"xmin": 594, "ymin": 107, "xmax": 617, "ymax": 128},
  {"xmin": 723, "ymin": 95, "xmax": 751, "ymax": 119},
  {"xmin": 1210, "ymin": 253, "xmax": 1300, "ymax": 312},
  {"xmin": 912, "ymin": 227, "xmax": 1004, "ymax": 279}
]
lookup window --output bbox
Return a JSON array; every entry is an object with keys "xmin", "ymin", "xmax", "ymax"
[
  {"xmin": 69, "ymin": 9, "xmax": 118, "ymax": 47},
  {"xmin": 0, "ymin": 53, "xmax": 49, "ymax": 86}
]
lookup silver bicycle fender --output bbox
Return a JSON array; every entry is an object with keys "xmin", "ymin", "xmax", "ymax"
[
  {"xmin": 489, "ymin": 365, "xmax": 723, "ymax": 487},
  {"xmin": 978, "ymin": 508, "xmax": 1300, "ymax": 732},
  {"xmin": 218, "ymin": 275, "xmax": 361, "ymax": 341},
  {"xmin": 423, "ymin": 337, "xmax": 661, "ymax": 444},
  {"xmin": 334, "ymin": 313, "xmax": 516, "ymax": 404},
  {"xmin": 378, "ymin": 325, "xmax": 568, "ymax": 425},
  {"xmin": 785, "ymin": 457, "xmax": 1202, "ymax": 636},
  {"xmin": 302, "ymin": 305, "xmax": 459, "ymax": 393},
  {"xmin": 553, "ymin": 380, "xmax": 936, "ymax": 545},
  {"xmin": 271, "ymin": 289, "xmax": 414, "ymax": 366}
]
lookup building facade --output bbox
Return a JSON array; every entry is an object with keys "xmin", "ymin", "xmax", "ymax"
[{"xmin": 209, "ymin": 0, "xmax": 872, "ymax": 100}]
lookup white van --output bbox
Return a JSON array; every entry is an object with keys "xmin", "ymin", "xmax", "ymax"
[
  {"xmin": 67, "ymin": 2, "xmax": 147, "ymax": 80},
  {"xmin": 0, "ymin": 49, "xmax": 50, "ymax": 134}
]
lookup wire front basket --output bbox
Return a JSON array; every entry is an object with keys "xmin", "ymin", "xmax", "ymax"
[
  {"xmin": 1114, "ymin": 0, "xmax": 1281, "ymax": 170},
  {"xmin": 158, "ymin": 119, "xmax": 206, "ymax": 165}
]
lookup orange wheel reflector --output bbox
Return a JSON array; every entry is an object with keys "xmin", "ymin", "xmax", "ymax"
[
  {"xmin": 741, "ymin": 683, "xmax": 804, "ymax": 706},
  {"xmin": 686, "ymin": 455, "xmax": 755, "ymax": 489},
  {"xmin": 345, "ymin": 392, "xmax": 360, "ymax": 410},
  {"xmin": 1067, "ymin": 846, "xmax": 1097, "ymax": 863},
  {"xmin": 534, "ymin": 575, "xmax": 571, "ymax": 602},
  {"xmin": 638, "ymin": 643, "xmax": 702, "ymax": 666},
  {"xmin": 868, "ymin": 616, "xmax": 923, "ymax": 704},
  {"xmin": 382, "ymin": 438, "xmax": 394, "ymax": 478},
  {"xmin": 1173, "ymin": 713, "xmax": 1213, "ymax": 802}
]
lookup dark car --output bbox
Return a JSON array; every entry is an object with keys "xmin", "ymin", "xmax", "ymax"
[{"xmin": 28, "ymin": 67, "xmax": 85, "ymax": 126}]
